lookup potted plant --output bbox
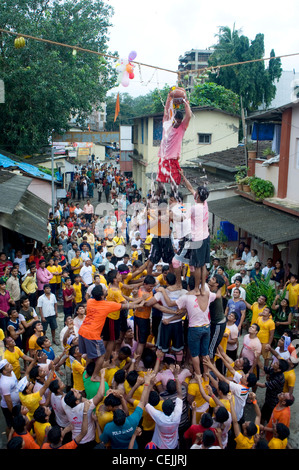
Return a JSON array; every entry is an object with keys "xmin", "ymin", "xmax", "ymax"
[
  {"xmin": 250, "ymin": 177, "xmax": 275, "ymax": 200},
  {"xmin": 239, "ymin": 176, "xmax": 251, "ymax": 192},
  {"xmin": 247, "ymin": 141, "xmax": 257, "ymax": 160},
  {"xmin": 262, "ymin": 147, "xmax": 276, "ymax": 160},
  {"xmin": 234, "ymin": 165, "xmax": 248, "ymax": 190}
]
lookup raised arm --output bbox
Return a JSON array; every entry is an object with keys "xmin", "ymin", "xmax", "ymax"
[
  {"xmin": 202, "ymin": 356, "xmax": 230, "ymax": 385},
  {"xmin": 74, "ymin": 400, "xmax": 91, "ymax": 444},
  {"xmin": 92, "ymin": 368, "xmax": 107, "ymax": 407},
  {"xmin": 179, "ymin": 169, "xmax": 196, "ymax": 196},
  {"xmin": 228, "ymin": 394, "xmax": 241, "ymax": 438}
]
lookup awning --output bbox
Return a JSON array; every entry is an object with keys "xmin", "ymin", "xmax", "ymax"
[
  {"xmin": 208, "ymin": 196, "xmax": 299, "ymax": 245},
  {"xmin": 0, "ymin": 171, "xmax": 50, "ymax": 243}
]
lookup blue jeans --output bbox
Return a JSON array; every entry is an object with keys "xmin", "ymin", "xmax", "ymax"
[{"xmin": 188, "ymin": 325, "xmax": 210, "ymax": 357}]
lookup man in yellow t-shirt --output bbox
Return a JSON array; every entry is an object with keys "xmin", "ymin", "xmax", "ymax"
[
  {"xmin": 103, "ymin": 271, "xmax": 141, "ymax": 359},
  {"xmin": 4, "ymin": 337, "xmax": 34, "ymax": 379},
  {"xmin": 230, "ymin": 392, "xmax": 260, "ymax": 449},
  {"xmin": 244, "ymin": 295, "xmax": 268, "ymax": 325},
  {"xmin": 69, "ymin": 345, "xmax": 86, "ymax": 392},
  {"xmin": 143, "ymin": 233, "xmax": 153, "ymax": 259},
  {"xmin": 188, "ymin": 375, "xmax": 210, "ymax": 423},
  {"xmin": 268, "ymin": 422, "xmax": 289, "ymax": 449},
  {"xmin": 286, "ymin": 275, "xmax": 299, "ymax": 329},
  {"xmin": 156, "ymin": 265, "xmax": 169, "ymax": 287},
  {"xmin": 257, "ymin": 307, "xmax": 275, "ymax": 367},
  {"xmin": 70, "ymin": 250, "xmax": 84, "ymax": 277},
  {"xmin": 286, "ymin": 275, "xmax": 299, "ymax": 309},
  {"xmin": 72, "ymin": 275, "xmax": 83, "ymax": 304}
]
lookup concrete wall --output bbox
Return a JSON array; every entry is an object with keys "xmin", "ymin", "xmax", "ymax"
[
  {"xmin": 254, "ymin": 161, "xmax": 279, "ymax": 195},
  {"xmin": 93, "ymin": 144, "xmax": 106, "ymax": 162},
  {"xmin": 27, "ymin": 178, "xmax": 56, "ymax": 206},
  {"xmin": 287, "ymin": 105, "xmax": 299, "ymax": 202}
]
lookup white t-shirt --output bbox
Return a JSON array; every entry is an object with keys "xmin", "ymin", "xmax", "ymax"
[
  {"xmin": 62, "ymin": 398, "xmax": 96, "ymax": 444},
  {"xmin": 226, "ymin": 323, "xmax": 239, "ymax": 351},
  {"xmin": 131, "ymin": 238, "xmax": 142, "ymax": 255},
  {"xmin": 14, "ymin": 255, "xmax": 29, "ymax": 276},
  {"xmin": 0, "ymin": 372, "xmax": 20, "ymax": 408},
  {"xmin": 191, "ymin": 444, "xmax": 222, "ymax": 449},
  {"xmin": 212, "ymin": 413, "xmax": 232, "ymax": 448},
  {"xmin": 37, "ymin": 293, "xmax": 57, "ymax": 318},
  {"xmin": 262, "ymin": 266, "xmax": 274, "ymax": 277},
  {"xmin": 74, "ymin": 207, "xmax": 83, "ymax": 216},
  {"xmin": 57, "ymin": 225, "xmax": 68, "ymax": 236},
  {"xmin": 145, "ymin": 397, "xmax": 183, "ymax": 449},
  {"xmin": 272, "ymin": 348, "xmax": 290, "ymax": 364},
  {"xmin": 51, "ymin": 393, "xmax": 70, "ymax": 427},
  {"xmin": 176, "ymin": 291, "xmax": 216, "ymax": 327},
  {"xmin": 80, "ymin": 266, "xmax": 93, "ymax": 285},
  {"xmin": 155, "ymin": 289, "xmax": 187, "ymax": 323},
  {"xmin": 229, "ymin": 380, "xmax": 249, "ymax": 421}
]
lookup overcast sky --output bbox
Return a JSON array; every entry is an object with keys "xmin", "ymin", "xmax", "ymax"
[{"xmin": 106, "ymin": 0, "xmax": 299, "ymax": 97}]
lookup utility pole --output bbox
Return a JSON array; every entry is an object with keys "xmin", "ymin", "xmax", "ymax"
[
  {"xmin": 51, "ymin": 145, "xmax": 55, "ymax": 214},
  {"xmin": 240, "ymin": 96, "xmax": 247, "ymax": 169}
]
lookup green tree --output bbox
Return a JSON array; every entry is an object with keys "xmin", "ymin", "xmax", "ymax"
[
  {"xmin": 0, "ymin": 0, "xmax": 116, "ymax": 155},
  {"xmin": 208, "ymin": 25, "xmax": 282, "ymax": 111},
  {"xmin": 105, "ymin": 92, "xmax": 154, "ymax": 131},
  {"xmin": 190, "ymin": 82, "xmax": 240, "ymax": 115}
]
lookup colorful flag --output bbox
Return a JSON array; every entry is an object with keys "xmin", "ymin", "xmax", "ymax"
[{"xmin": 114, "ymin": 92, "xmax": 120, "ymax": 122}]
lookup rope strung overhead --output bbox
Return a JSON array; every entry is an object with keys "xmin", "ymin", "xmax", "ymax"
[{"xmin": 1, "ymin": 28, "xmax": 299, "ymax": 78}]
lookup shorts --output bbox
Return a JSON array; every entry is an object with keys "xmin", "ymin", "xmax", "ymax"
[
  {"xmin": 120, "ymin": 309, "xmax": 129, "ymax": 333},
  {"xmin": 102, "ymin": 317, "xmax": 121, "ymax": 342},
  {"xmin": 156, "ymin": 321, "xmax": 184, "ymax": 352},
  {"xmin": 150, "ymin": 237, "xmax": 175, "ymax": 265},
  {"xmin": 157, "ymin": 158, "xmax": 181, "ymax": 185},
  {"xmin": 261, "ymin": 343, "xmax": 271, "ymax": 360},
  {"xmin": 188, "ymin": 325, "xmax": 210, "ymax": 357},
  {"xmin": 42, "ymin": 315, "xmax": 58, "ymax": 332},
  {"xmin": 78, "ymin": 334, "xmax": 106, "ymax": 359},
  {"xmin": 134, "ymin": 316, "xmax": 150, "ymax": 344},
  {"xmin": 188, "ymin": 236, "xmax": 210, "ymax": 268},
  {"xmin": 1, "ymin": 407, "xmax": 13, "ymax": 428}
]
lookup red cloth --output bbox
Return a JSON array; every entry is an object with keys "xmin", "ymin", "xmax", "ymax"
[
  {"xmin": 184, "ymin": 424, "xmax": 218, "ymax": 445},
  {"xmin": 157, "ymin": 158, "xmax": 181, "ymax": 185}
]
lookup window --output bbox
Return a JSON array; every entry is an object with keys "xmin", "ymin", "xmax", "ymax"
[{"xmin": 198, "ymin": 133, "xmax": 211, "ymax": 144}]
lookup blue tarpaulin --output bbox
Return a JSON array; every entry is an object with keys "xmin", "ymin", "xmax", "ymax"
[
  {"xmin": 251, "ymin": 123, "xmax": 274, "ymax": 140},
  {"xmin": 0, "ymin": 153, "xmax": 56, "ymax": 181}
]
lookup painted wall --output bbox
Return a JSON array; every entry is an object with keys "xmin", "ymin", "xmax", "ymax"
[
  {"xmin": 254, "ymin": 162, "xmax": 279, "ymax": 195},
  {"xmin": 287, "ymin": 105, "xmax": 299, "ymax": 202},
  {"xmin": 27, "ymin": 178, "xmax": 55, "ymax": 206}
]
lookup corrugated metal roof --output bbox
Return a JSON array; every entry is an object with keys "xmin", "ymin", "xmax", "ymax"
[
  {"xmin": 0, "ymin": 153, "xmax": 54, "ymax": 181},
  {"xmin": 0, "ymin": 171, "xmax": 31, "ymax": 214},
  {"xmin": 208, "ymin": 196, "xmax": 299, "ymax": 245},
  {"xmin": 0, "ymin": 188, "xmax": 49, "ymax": 243}
]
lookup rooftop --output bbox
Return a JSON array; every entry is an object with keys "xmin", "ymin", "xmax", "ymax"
[{"xmin": 188, "ymin": 141, "xmax": 273, "ymax": 169}]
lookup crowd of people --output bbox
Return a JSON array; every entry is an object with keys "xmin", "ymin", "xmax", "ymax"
[{"xmin": 0, "ymin": 160, "xmax": 298, "ymax": 451}]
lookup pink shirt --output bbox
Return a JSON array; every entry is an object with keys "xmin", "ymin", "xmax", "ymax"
[
  {"xmin": 241, "ymin": 334, "xmax": 262, "ymax": 365},
  {"xmin": 191, "ymin": 201, "xmax": 209, "ymax": 242},
  {"xmin": 156, "ymin": 368, "xmax": 192, "ymax": 389},
  {"xmin": 83, "ymin": 204, "xmax": 94, "ymax": 214},
  {"xmin": 159, "ymin": 123, "xmax": 187, "ymax": 161},
  {"xmin": 176, "ymin": 292, "xmax": 216, "ymax": 327}
]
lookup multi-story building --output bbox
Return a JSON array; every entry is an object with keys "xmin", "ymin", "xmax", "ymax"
[{"xmin": 178, "ymin": 49, "xmax": 214, "ymax": 92}]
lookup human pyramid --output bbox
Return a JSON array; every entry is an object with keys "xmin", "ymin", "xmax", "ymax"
[{"xmin": 0, "ymin": 85, "xmax": 297, "ymax": 450}]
